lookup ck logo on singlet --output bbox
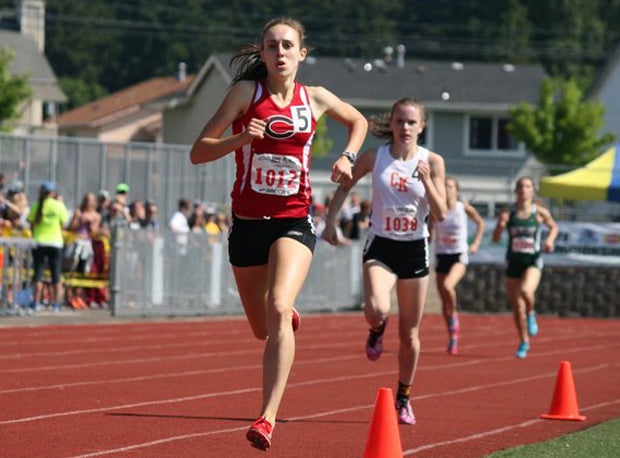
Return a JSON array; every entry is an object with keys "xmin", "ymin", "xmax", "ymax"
[
  {"xmin": 265, "ymin": 106, "xmax": 312, "ymax": 139},
  {"xmin": 390, "ymin": 172, "xmax": 409, "ymax": 193}
]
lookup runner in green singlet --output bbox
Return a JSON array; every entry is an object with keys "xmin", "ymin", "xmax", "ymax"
[{"xmin": 492, "ymin": 177, "xmax": 558, "ymax": 358}]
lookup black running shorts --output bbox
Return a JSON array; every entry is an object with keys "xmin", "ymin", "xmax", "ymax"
[{"xmin": 228, "ymin": 215, "xmax": 316, "ymax": 267}]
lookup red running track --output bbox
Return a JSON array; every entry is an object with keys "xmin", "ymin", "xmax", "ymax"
[{"xmin": 0, "ymin": 313, "xmax": 618, "ymax": 457}]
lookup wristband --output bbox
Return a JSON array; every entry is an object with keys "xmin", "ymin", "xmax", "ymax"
[{"xmin": 341, "ymin": 151, "xmax": 357, "ymax": 164}]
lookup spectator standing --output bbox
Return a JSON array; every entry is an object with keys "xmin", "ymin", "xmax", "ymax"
[
  {"xmin": 114, "ymin": 183, "xmax": 131, "ymax": 217},
  {"xmin": 85, "ymin": 190, "xmax": 115, "ymax": 308},
  {"xmin": 65, "ymin": 192, "xmax": 101, "ymax": 309},
  {"xmin": 169, "ymin": 198, "xmax": 192, "ymax": 253},
  {"xmin": 1, "ymin": 189, "xmax": 30, "ymax": 233},
  {"xmin": 144, "ymin": 201, "xmax": 160, "ymax": 229},
  {"xmin": 189, "ymin": 17, "xmax": 367, "ymax": 450},
  {"xmin": 431, "ymin": 176, "xmax": 484, "ymax": 355},
  {"xmin": 96, "ymin": 190, "xmax": 111, "ymax": 223},
  {"xmin": 189, "ymin": 206, "xmax": 207, "ymax": 233},
  {"xmin": 27, "ymin": 182, "xmax": 69, "ymax": 312},
  {"xmin": 339, "ymin": 191, "xmax": 363, "ymax": 239},
  {"xmin": 0, "ymin": 189, "xmax": 31, "ymax": 310},
  {"xmin": 128, "ymin": 200, "xmax": 147, "ymax": 230},
  {"xmin": 492, "ymin": 177, "xmax": 558, "ymax": 358},
  {"xmin": 323, "ymin": 98, "xmax": 446, "ymax": 425}
]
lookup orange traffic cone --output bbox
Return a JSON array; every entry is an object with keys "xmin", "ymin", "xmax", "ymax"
[
  {"xmin": 540, "ymin": 361, "xmax": 586, "ymax": 421},
  {"xmin": 363, "ymin": 388, "xmax": 403, "ymax": 458}
]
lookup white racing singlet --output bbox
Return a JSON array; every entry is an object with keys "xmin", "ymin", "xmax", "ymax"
[
  {"xmin": 368, "ymin": 144, "xmax": 430, "ymax": 241},
  {"xmin": 434, "ymin": 201, "xmax": 469, "ymax": 254}
]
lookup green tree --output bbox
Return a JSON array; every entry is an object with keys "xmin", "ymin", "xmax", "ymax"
[
  {"xmin": 40, "ymin": 0, "xmax": 620, "ymax": 105},
  {"xmin": 0, "ymin": 47, "xmax": 32, "ymax": 132},
  {"xmin": 58, "ymin": 77, "xmax": 107, "ymax": 110},
  {"xmin": 508, "ymin": 77, "xmax": 615, "ymax": 170},
  {"xmin": 311, "ymin": 117, "xmax": 333, "ymax": 157}
]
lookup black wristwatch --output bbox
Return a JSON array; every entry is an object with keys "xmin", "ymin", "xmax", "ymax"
[{"xmin": 341, "ymin": 151, "xmax": 357, "ymax": 164}]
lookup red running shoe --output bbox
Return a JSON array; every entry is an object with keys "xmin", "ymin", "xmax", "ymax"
[
  {"xmin": 292, "ymin": 308, "xmax": 300, "ymax": 332},
  {"xmin": 247, "ymin": 416, "xmax": 273, "ymax": 451}
]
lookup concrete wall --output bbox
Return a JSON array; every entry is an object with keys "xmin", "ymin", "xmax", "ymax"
[{"xmin": 457, "ymin": 264, "xmax": 620, "ymax": 317}]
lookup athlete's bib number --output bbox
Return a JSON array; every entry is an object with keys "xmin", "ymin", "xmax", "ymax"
[
  {"xmin": 251, "ymin": 153, "xmax": 302, "ymax": 196},
  {"xmin": 382, "ymin": 206, "xmax": 418, "ymax": 237},
  {"xmin": 440, "ymin": 235, "xmax": 459, "ymax": 247},
  {"xmin": 511, "ymin": 237, "xmax": 535, "ymax": 254}
]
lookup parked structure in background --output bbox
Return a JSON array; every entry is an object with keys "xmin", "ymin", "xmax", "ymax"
[
  {"xmin": 0, "ymin": 0, "xmax": 66, "ymax": 135},
  {"xmin": 160, "ymin": 53, "xmax": 549, "ymax": 206},
  {"xmin": 56, "ymin": 65, "xmax": 194, "ymax": 143}
]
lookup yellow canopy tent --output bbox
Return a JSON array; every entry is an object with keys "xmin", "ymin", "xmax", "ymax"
[{"xmin": 539, "ymin": 143, "xmax": 620, "ymax": 202}]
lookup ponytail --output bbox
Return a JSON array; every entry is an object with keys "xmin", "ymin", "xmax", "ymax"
[
  {"xmin": 34, "ymin": 189, "xmax": 51, "ymax": 225},
  {"xmin": 230, "ymin": 44, "xmax": 266, "ymax": 85}
]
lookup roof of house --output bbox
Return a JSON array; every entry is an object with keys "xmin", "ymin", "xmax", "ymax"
[
  {"xmin": 57, "ymin": 75, "xmax": 195, "ymax": 127},
  {"xmin": 296, "ymin": 56, "xmax": 546, "ymax": 109},
  {"xmin": 0, "ymin": 29, "xmax": 66, "ymax": 102},
  {"xmin": 178, "ymin": 53, "xmax": 546, "ymax": 111}
]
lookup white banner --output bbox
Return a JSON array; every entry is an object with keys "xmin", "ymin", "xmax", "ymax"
[{"xmin": 468, "ymin": 220, "xmax": 620, "ymax": 266}]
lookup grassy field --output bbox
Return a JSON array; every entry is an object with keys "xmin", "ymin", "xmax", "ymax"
[{"xmin": 485, "ymin": 418, "xmax": 620, "ymax": 457}]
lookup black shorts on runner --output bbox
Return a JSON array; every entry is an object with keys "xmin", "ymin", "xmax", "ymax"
[
  {"xmin": 435, "ymin": 252, "xmax": 469, "ymax": 274},
  {"xmin": 362, "ymin": 234, "xmax": 429, "ymax": 279},
  {"xmin": 228, "ymin": 215, "xmax": 316, "ymax": 267},
  {"xmin": 505, "ymin": 255, "xmax": 543, "ymax": 279}
]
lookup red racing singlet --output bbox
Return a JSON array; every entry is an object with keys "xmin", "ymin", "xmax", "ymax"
[{"xmin": 231, "ymin": 80, "xmax": 317, "ymax": 218}]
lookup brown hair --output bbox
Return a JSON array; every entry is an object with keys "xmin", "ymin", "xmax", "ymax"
[
  {"xmin": 446, "ymin": 176, "xmax": 460, "ymax": 191},
  {"xmin": 514, "ymin": 176, "xmax": 536, "ymax": 194},
  {"xmin": 230, "ymin": 17, "xmax": 308, "ymax": 85},
  {"xmin": 368, "ymin": 98, "xmax": 426, "ymax": 139}
]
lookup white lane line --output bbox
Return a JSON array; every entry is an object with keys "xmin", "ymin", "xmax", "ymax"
[
  {"xmin": 62, "ymin": 396, "xmax": 620, "ymax": 458},
  {"xmin": 0, "ymin": 338, "xmax": 609, "ymax": 377},
  {"xmin": 403, "ymin": 398, "xmax": 620, "ymax": 455},
  {"xmin": 1, "ymin": 362, "xmax": 613, "ymax": 427}
]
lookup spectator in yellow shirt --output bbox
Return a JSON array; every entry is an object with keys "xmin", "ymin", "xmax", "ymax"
[{"xmin": 27, "ymin": 182, "xmax": 69, "ymax": 313}]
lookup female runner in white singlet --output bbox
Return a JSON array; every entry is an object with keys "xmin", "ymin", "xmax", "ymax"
[
  {"xmin": 431, "ymin": 177, "xmax": 484, "ymax": 355},
  {"xmin": 323, "ymin": 98, "xmax": 446, "ymax": 426}
]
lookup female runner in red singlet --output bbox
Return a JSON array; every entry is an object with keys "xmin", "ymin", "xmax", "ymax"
[{"xmin": 190, "ymin": 17, "xmax": 368, "ymax": 451}]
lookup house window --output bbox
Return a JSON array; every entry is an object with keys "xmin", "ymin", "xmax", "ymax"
[
  {"xmin": 469, "ymin": 117, "xmax": 492, "ymax": 149},
  {"xmin": 468, "ymin": 116, "xmax": 518, "ymax": 152},
  {"xmin": 497, "ymin": 119, "xmax": 518, "ymax": 150}
]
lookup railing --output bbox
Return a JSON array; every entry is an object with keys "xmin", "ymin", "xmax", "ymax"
[
  {"xmin": 0, "ymin": 236, "xmax": 36, "ymax": 315},
  {"xmin": 2, "ymin": 217, "xmax": 618, "ymax": 319},
  {"xmin": 0, "ymin": 225, "xmax": 364, "ymax": 318},
  {"xmin": 108, "ymin": 226, "xmax": 364, "ymax": 317}
]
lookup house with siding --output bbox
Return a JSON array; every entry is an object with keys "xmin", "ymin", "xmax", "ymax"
[
  {"xmin": 160, "ymin": 52, "xmax": 548, "ymax": 211},
  {"xmin": 0, "ymin": 0, "xmax": 66, "ymax": 135},
  {"xmin": 56, "ymin": 65, "xmax": 194, "ymax": 143}
]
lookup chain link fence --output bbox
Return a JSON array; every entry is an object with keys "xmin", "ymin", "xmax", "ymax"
[
  {"xmin": 3, "ymin": 132, "xmax": 619, "ymax": 223},
  {"xmin": 0, "ymin": 133, "xmax": 234, "ymax": 221},
  {"xmin": 109, "ymin": 225, "xmax": 364, "ymax": 317}
]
